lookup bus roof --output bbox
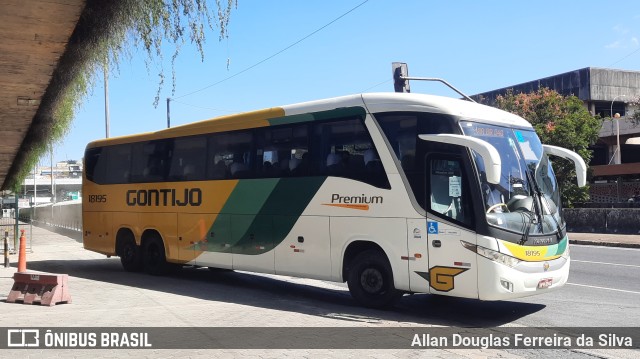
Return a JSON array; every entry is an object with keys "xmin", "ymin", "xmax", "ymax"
[
  {"xmin": 281, "ymin": 92, "xmax": 531, "ymax": 128},
  {"xmin": 362, "ymin": 93, "xmax": 532, "ymax": 128},
  {"xmin": 86, "ymin": 92, "xmax": 532, "ymax": 149}
]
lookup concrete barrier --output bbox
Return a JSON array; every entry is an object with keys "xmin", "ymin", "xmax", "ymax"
[
  {"xmin": 18, "ymin": 200, "xmax": 639, "ymax": 235},
  {"xmin": 564, "ymin": 208, "xmax": 640, "ymax": 234}
]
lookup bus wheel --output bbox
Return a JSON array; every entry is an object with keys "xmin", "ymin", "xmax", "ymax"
[
  {"xmin": 143, "ymin": 236, "xmax": 171, "ymax": 275},
  {"xmin": 347, "ymin": 250, "xmax": 402, "ymax": 309},
  {"xmin": 119, "ymin": 233, "xmax": 142, "ymax": 272}
]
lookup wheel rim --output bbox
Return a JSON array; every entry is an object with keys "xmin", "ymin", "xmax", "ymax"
[
  {"xmin": 147, "ymin": 242, "xmax": 161, "ymax": 266},
  {"xmin": 360, "ymin": 268, "xmax": 384, "ymax": 294},
  {"xmin": 123, "ymin": 243, "xmax": 134, "ymax": 262}
]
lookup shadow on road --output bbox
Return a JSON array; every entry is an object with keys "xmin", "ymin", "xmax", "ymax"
[{"xmin": 24, "ymin": 257, "xmax": 545, "ymax": 327}]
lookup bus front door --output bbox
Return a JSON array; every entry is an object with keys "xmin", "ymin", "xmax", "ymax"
[{"xmin": 424, "ymin": 156, "xmax": 479, "ymax": 299}]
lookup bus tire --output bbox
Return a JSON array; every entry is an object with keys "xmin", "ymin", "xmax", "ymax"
[
  {"xmin": 142, "ymin": 236, "xmax": 172, "ymax": 276},
  {"xmin": 347, "ymin": 249, "xmax": 402, "ymax": 309},
  {"xmin": 118, "ymin": 232, "xmax": 142, "ymax": 272}
]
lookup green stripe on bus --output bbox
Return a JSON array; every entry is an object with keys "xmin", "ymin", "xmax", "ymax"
[
  {"xmin": 200, "ymin": 177, "xmax": 326, "ymax": 255},
  {"xmin": 220, "ymin": 178, "xmax": 279, "ymax": 214},
  {"xmin": 232, "ymin": 177, "xmax": 326, "ymax": 254},
  {"xmin": 268, "ymin": 107, "xmax": 366, "ymax": 126},
  {"xmin": 205, "ymin": 179, "xmax": 279, "ymax": 252},
  {"xmin": 552, "ymin": 236, "xmax": 568, "ymax": 256}
]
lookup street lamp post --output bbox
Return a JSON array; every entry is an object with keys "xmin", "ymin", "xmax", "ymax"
[{"xmin": 611, "ymin": 95, "xmax": 626, "ymax": 165}]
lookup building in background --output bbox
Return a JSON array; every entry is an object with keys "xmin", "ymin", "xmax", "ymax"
[
  {"xmin": 472, "ymin": 67, "xmax": 640, "ymax": 203},
  {"xmin": 19, "ymin": 160, "xmax": 83, "ymax": 206}
]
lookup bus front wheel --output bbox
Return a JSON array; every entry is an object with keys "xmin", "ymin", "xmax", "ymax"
[
  {"xmin": 142, "ymin": 236, "xmax": 172, "ymax": 275},
  {"xmin": 347, "ymin": 250, "xmax": 402, "ymax": 308}
]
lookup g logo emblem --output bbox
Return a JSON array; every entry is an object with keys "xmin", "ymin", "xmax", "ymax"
[{"xmin": 416, "ymin": 266, "xmax": 469, "ymax": 292}]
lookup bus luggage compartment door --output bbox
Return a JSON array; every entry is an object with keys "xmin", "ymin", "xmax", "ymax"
[{"xmin": 179, "ymin": 213, "xmax": 233, "ymax": 269}]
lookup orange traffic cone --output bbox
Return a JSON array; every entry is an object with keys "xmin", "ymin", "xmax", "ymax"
[{"xmin": 17, "ymin": 229, "xmax": 26, "ymax": 272}]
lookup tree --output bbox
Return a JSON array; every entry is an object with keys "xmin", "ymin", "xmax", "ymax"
[
  {"xmin": 97, "ymin": 0, "xmax": 238, "ymax": 107},
  {"xmin": 628, "ymin": 96, "xmax": 640, "ymax": 125},
  {"xmin": 494, "ymin": 88, "xmax": 601, "ymax": 207}
]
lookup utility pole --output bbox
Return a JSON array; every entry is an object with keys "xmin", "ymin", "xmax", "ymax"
[
  {"xmin": 50, "ymin": 144, "xmax": 55, "ymax": 222},
  {"xmin": 104, "ymin": 62, "xmax": 110, "ymax": 138},
  {"xmin": 33, "ymin": 163, "xmax": 37, "ymax": 225},
  {"xmin": 167, "ymin": 98, "xmax": 171, "ymax": 128}
]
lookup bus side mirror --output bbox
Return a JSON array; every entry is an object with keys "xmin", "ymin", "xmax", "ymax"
[
  {"xmin": 419, "ymin": 134, "xmax": 501, "ymax": 184},
  {"xmin": 542, "ymin": 144, "xmax": 587, "ymax": 187}
]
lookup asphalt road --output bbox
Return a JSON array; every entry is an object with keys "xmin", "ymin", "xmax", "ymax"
[
  {"xmin": 2, "ymin": 225, "xmax": 638, "ymax": 358},
  {"xmin": 393, "ymin": 244, "xmax": 640, "ymax": 328},
  {"xmin": 147, "ymin": 243, "xmax": 639, "ymax": 331},
  {"xmin": 511, "ymin": 245, "xmax": 640, "ymax": 327}
]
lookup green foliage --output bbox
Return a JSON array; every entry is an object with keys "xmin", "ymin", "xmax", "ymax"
[
  {"xmin": 96, "ymin": 0, "xmax": 237, "ymax": 107},
  {"xmin": 495, "ymin": 88, "xmax": 601, "ymax": 207},
  {"xmin": 629, "ymin": 96, "xmax": 640, "ymax": 125}
]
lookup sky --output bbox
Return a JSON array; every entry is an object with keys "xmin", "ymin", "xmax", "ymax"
[{"xmin": 47, "ymin": 0, "xmax": 640, "ymax": 164}]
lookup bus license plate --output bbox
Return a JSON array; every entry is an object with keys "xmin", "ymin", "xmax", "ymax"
[{"xmin": 537, "ymin": 278, "xmax": 552, "ymax": 289}]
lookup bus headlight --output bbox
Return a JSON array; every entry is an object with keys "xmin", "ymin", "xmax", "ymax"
[{"xmin": 461, "ymin": 241, "xmax": 522, "ymax": 268}]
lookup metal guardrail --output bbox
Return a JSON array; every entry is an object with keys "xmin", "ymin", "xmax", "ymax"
[{"xmin": 17, "ymin": 202, "xmax": 82, "ymax": 233}]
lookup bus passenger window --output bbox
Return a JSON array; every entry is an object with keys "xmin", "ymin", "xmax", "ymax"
[
  {"xmin": 207, "ymin": 130, "xmax": 253, "ymax": 179},
  {"xmin": 85, "ymin": 147, "xmax": 106, "ymax": 183},
  {"xmin": 312, "ymin": 117, "xmax": 390, "ymax": 189},
  {"xmin": 104, "ymin": 144, "xmax": 132, "ymax": 184},
  {"xmin": 255, "ymin": 124, "xmax": 309, "ymax": 178},
  {"xmin": 210, "ymin": 159, "xmax": 228, "ymax": 179},
  {"xmin": 169, "ymin": 136, "xmax": 206, "ymax": 181},
  {"xmin": 230, "ymin": 152, "xmax": 250, "ymax": 178}
]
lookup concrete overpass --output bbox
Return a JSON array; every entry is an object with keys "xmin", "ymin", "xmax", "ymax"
[
  {"xmin": 0, "ymin": 0, "xmax": 85, "ymax": 190},
  {"xmin": 0, "ymin": 1, "xmax": 129, "ymax": 192}
]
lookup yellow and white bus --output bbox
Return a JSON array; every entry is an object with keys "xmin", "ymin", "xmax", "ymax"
[{"xmin": 83, "ymin": 92, "xmax": 586, "ymax": 308}]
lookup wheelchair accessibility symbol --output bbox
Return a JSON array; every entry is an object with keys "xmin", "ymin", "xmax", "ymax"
[{"xmin": 427, "ymin": 221, "xmax": 439, "ymax": 234}]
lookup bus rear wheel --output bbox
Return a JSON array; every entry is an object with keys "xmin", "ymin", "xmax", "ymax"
[
  {"xmin": 143, "ymin": 236, "xmax": 172, "ymax": 275},
  {"xmin": 118, "ymin": 233, "xmax": 142, "ymax": 272},
  {"xmin": 347, "ymin": 250, "xmax": 402, "ymax": 309}
]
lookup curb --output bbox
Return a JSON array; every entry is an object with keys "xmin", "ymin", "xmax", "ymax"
[{"xmin": 569, "ymin": 239, "xmax": 640, "ymax": 249}]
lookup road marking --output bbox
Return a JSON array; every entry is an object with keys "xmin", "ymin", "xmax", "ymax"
[
  {"xmin": 573, "ymin": 245, "xmax": 639, "ymax": 251},
  {"xmin": 567, "ymin": 283, "xmax": 640, "ymax": 295},
  {"xmin": 572, "ymin": 259, "xmax": 640, "ymax": 268}
]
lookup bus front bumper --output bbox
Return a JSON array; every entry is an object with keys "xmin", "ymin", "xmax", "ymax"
[{"xmin": 477, "ymin": 255, "xmax": 570, "ymax": 301}]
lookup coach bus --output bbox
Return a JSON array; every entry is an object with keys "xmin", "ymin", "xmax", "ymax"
[{"xmin": 82, "ymin": 92, "xmax": 586, "ymax": 308}]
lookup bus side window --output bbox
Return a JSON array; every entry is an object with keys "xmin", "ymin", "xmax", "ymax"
[
  {"xmin": 85, "ymin": 147, "xmax": 106, "ymax": 184},
  {"xmin": 169, "ymin": 136, "xmax": 206, "ymax": 181},
  {"xmin": 104, "ymin": 144, "xmax": 132, "ymax": 184},
  {"xmin": 312, "ymin": 117, "xmax": 390, "ymax": 189},
  {"xmin": 256, "ymin": 124, "xmax": 309, "ymax": 178},
  {"xmin": 428, "ymin": 158, "xmax": 471, "ymax": 226}
]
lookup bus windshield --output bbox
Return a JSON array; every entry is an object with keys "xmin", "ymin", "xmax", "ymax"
[{"xmin": 460, "ymin": 121, "xmax": 564, "ymax": 237}]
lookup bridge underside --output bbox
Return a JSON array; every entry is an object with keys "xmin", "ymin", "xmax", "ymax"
[{"xmin": 0, "ymin": 0, "xmax": 85, "ymax": 190}]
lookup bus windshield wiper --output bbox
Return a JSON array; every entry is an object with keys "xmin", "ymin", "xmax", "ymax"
[
  {"xmin": 525, "ymin": 166, "xmax": 563, "ymax": 241},
  {"xmin": 529, "ymin": 166, "xmax": 564, "ymax": 241},
  {"xmin": 522, "ymin": 167, "xmax": 544, "ymax": 243}
]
